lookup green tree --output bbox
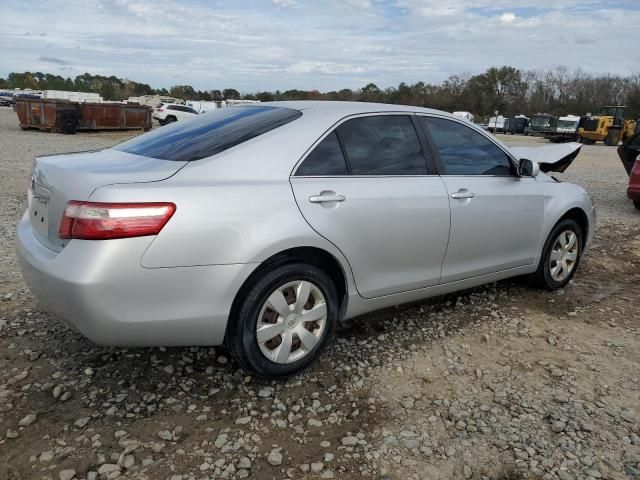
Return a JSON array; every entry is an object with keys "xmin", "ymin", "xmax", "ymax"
[
  {"xmin": 169, "ymin": 85, "xmax": 196, "ymax": 100},
  {"xmin": 255, "ymin": 91, "xmax": 274, "ymax": 102},
  {"xmin": 222, "ymin": 88, "xmax": 240, "ymax": 99}
]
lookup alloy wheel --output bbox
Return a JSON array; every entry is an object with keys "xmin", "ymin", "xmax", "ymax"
[{"xmin": 256, "ymin": 280, "xmax": 327, "ymax": 364}]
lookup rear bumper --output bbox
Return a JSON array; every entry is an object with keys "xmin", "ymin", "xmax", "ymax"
[
  {"xmin": 16, "ymin": 212, "xmax": 256, "ymax": 347},
  {"xmin": 628, "ymin": 184, "xmax": 640, "ymax": 201}
]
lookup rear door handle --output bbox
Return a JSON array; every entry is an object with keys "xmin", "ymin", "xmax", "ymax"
[
  {"xmin": 450, "ymin": 189, "xmax": 475, "ymax": 199},
  {"xmin": 309, "ymin": 193, "xmax": 346, "ymax": 203}
]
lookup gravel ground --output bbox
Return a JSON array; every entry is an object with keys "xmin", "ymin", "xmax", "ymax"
[{"xmin": 0, "ymin": 106, "xmax": 638, "ymax": 480}]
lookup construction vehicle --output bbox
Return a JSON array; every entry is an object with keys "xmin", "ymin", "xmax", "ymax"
[{"xmin": 578, "ymin": 106, "xmax": 637, "ymax": 146}]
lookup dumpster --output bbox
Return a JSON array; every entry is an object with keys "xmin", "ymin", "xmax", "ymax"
[{"xmin": 15, "ymin": 98, "xmax": 152, "ymax": 133}]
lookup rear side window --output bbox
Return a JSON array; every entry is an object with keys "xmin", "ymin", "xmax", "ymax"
[
  {"xmin": 296, "ymin": 132, "xmax": 348, "ymax": 176},
  {"xmin": 420, "ymin": 117, "xmax": 514, "ymax": 176},
  {"xmin": 337, "ymin": 115, "xmax": 427, "ymax": 175},
  {"xmin": 114, "ymin": 106, "xmax": 302, "ymax": 161}
]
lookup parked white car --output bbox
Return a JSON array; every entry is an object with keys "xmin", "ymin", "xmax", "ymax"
[{"xmin": 153, "ymin": 103, "xmax": 198, "ymax": 125}]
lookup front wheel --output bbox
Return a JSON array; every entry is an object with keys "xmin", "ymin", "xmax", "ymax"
[
  {"xmin": 604, "ymin": 128, "xmax": 621, "ymax": 146},
  {"xmin": 530, "ymin": 219, "xmax": 583, "ymax": 290},
  {"xmin": 225, "ymin": 263, "xmax": 338, "ymax": 378}
]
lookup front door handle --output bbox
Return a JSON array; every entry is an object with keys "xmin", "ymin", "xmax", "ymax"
[
  {"xmin": 309, "ymin": 193, "xmax": 346, "ymax": 204},
  {"xmin": 450, "ymin": 189, "xmax": 475, "ymax": 199}
]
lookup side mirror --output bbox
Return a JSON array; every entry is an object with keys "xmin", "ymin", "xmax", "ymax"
[{"xmin": 518, "ymin": 158, "xmax": 539, "ymax": 177}]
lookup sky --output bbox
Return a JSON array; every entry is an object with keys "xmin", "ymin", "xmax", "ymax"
[{"xmin": 0, "ymin": 0, "xmax": 639, "ymax": 93}]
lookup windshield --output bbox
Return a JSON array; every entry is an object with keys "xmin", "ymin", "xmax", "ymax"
[
  {"xmin": 598, "ymin": 107, "xmax": 616, "ymax": 116},
  {"xmin": 114, "ymin": 106, "xmax": 301, "ymax": 161},
  {"xmin": 557, "ymin": 119, "xmax": 579, "ymax": 129},
  {"xmin": 531, "ymin": 116, "xmax": 550, "ymax": 127}
]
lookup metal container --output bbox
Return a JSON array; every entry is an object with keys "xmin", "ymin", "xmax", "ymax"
[{"xmin": 15, "ymin": 98, "xmax": 152, "ymax": 133}]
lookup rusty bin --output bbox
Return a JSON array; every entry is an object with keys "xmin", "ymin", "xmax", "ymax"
[{"xmin": 15, "ymin": 98, "xmax": 152, "ymax": 133}]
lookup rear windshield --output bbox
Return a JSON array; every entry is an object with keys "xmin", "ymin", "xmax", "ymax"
[{"xmin": 114, "ymin": 106, "xmax": 302, "ymax": 161}]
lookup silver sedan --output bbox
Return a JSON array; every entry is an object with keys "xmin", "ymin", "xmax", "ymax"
[{"xmin": 16, "ymin": 102, "xmax": 596, "ymax": 378}]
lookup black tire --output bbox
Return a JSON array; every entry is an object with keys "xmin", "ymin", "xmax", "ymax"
[
  {"xmin": 225, "ymin": 262, "xmax": 338, "ymax": 379},
  {"xmin": 165, "ymin": 116, "xmax": 177, "ymax": 124},
  {"xmin": 530, "ymin": 219, "xmax": 583, "ymax": 290},
  {"xmin": 634, "ymin": 199, "xmax": 640, "ymax": 210},
  {"xmin": 604, "ymin": 128, "xmax": 620, "ymax": 146}
]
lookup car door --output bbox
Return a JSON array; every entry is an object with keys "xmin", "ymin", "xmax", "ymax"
[
  {"xmin": 418, "ymin": 115, "xmax": 545, "ymax": 283},
  {"xmin": 290, "ymin": 114, "xmax": 451, "ymax": 299},
  {"xmin": 174, "ymin": 106, "xmax": 189, "ymax": 120},
  {"xmin": 620, "ymin": 133, "xmax": 640, "ymax": 175}
]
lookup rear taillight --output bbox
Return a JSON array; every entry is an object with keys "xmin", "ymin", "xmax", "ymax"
[
  {"xmin": 156, "ymin": 108, "xmax": 164, "ymax": 111},
  {"xmin": 59, "ymin": 201, "xmax": 176, "ymax": 240}
]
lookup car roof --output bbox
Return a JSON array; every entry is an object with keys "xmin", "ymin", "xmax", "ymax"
[{"xmin": 259, "ymin": 100, "xmax": 449, "ymax": 119}]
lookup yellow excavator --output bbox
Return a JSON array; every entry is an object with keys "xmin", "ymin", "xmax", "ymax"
[{"xmin": 578, "ymin": 106, "xmax": 636, "ymax": 146}]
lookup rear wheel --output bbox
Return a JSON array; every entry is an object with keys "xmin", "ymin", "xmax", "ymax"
[
  {"xmin": 530, "ymin": 219, "xmax": 583, "ymax": 290},
  {"xmin": 165, "ymin": 116, "xmax": 177, "ymax": 124},
  {"xmin": 634, "ymin": 199, "xmax": 640, "ymax": 210},
  {"xmin": 225, "ymin": 263, "xmax": 338, "ymax": 378}
]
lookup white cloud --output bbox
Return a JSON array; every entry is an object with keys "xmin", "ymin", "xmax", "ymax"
[
  {"xmin": 499, "ymin": 12, "xmax": 516, "ymax": 23},
  {"xmin": 287, "ymin": 61, "xmax": 366, "ymax": 75},
  {"xmin": 0, "ymin": 0, "xmax": 638, "ymax": 92},
  {"xmin": 345, "ymin": 0, "xmax": 373, "ymax": 8},
  {"xmin": 272, "ymin": 0, "xmax": 297, "ymax": 7}
]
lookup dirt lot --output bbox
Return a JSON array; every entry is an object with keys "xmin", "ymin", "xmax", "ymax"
[{"xmin": 0, "ymin": 106, "xmax": 638, "ymax": 480}]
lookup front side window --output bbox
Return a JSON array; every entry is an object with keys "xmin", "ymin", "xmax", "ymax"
[
  {"xmin": 296, "ymin": 132, "xmax": 348, "ymax": 176},
  {"xmin": 337, "ymin": 115, "xmax": 427, "ymax": 175},
  {"xmin": 114, "ymin": 106, "xmax": 302, "ymax": 162},
  {"xmin": 420, "ymin": 117, "xmax": 514, "ymax": 176}
]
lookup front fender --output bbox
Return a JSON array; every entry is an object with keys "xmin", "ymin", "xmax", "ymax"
[{"xmin": 535, "ymin": 182, "xmax": 595, "ymax": 265}]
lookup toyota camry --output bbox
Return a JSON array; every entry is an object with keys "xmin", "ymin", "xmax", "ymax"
[{"xmin": 17, "ymin": 101, "xmax": 596, "ymax": 378}]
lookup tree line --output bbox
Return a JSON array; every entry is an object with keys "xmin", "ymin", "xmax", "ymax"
[{"xmin": 2, "ymin": 66, "xmax": 639, "ymax": 120}]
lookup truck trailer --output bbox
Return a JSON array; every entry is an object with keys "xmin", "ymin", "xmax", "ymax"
[{"xmin": 547, "ymin": 115, "xmax": 583, "ymax": 142}]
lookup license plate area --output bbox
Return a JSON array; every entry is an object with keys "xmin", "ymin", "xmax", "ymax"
[{"xmin": 30, "ymin": 194, "xmax": 50, "ymax": 240}]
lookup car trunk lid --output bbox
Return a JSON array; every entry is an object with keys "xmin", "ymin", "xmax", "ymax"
[{"xmin": 29, "ymin": 149, "xmax": 186, "ymax": 252}]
